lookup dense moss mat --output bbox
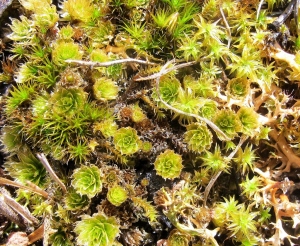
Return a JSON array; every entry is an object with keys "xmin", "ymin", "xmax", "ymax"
[{"xmin": 1, "ymin": 0, "xmax": 300, "ymax": 245}]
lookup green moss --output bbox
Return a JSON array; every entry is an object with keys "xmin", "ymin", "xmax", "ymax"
[
  {"xmin": 52, "ymin": 41, "xmax": 83, "ymax": 66},
  {"xmin": 1, "ymin": 0, "xmax": 300, "ymax": 244},
  {"xmin": 50, "ymin": 229, "xmax": 73, "ymax": 246},
  {"xmin": 93, "ymin": 77, "xmax": 119, "ymax": 101},
  {"xmin": 167, "ymin": 230, "xmax": 189, "ymax": 246},
  {"xmin": 1, "ymin": 125, "xmax": 24, "ymax": 153},
  {"xmin": 4, "ymin": 147, "xmax": 47, "ymax": 187},
  {"xmin": 107, "ymin": 185, "xmax": 128, "ymax": 206},
  {"xmin": 113, "ymin": 127, "xmax": 141, "ymax": 155},
  {"xmin": 154, "ymin": 149, "xmax": 183, "ymax": 179},
  {"xmin": 51, "ymin": 88, "xmax": 87, "ymax": 116},
  {"xmin": 237, "ymin": 107, "xmax": 260, "ymax": 136},
  {"xmin": 62, "ymin": 0, "xmax": 95, "ymax": 23},
  {"xmin": 227, "ymin": 78, "xmax": 250, "ymax": 99},
  {"xmin": 75, "ymin": 213, "xmax": 120, "ymax": 246},
  {"xmin": 154, "ymin": 75, "xmax": 181, "ymax": 104},
  {"xmin": 65, "ymin": 189, "xmax": 90, "ymax": 211},
  {"xmin": 5, "ymin": 83, "xmax": 36, "ymax": 115},
  {"xmin": 213, "ymin": 109, "xmax": 242, "ymax": 140},
  {"xmin": 72, "ymin": 165, "xmax": 102, "ymax": 198},
  {"xmin": 184, "ymin": 123, "xmax": 212, "ymax": 153},
  {"xmin": 93, "ymin": 119, "xmax": 118, "ymax": 138}
]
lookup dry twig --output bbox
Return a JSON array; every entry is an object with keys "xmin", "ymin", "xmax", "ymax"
[
  {"xmin": 66, "ymin": 58, "xmax": 156, "ymax": 67},
  {"xmin": 0, "ymin": 177, "xmax": 48, "ymax": 198},
  {"xmin": 36, "ymin": 153, "xmax": 67, "ymax": 193}
]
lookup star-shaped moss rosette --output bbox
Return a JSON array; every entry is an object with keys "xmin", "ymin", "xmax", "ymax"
[
  {"xmin": 49, "ymin": 229, "xmax": 72, "ymax": 246},
  {"xmin": 237, "ymin": 107, "xmax": 260, "ymax": 136},
  {"xmin": 50, "ymin": 87, "xmax": 86, "ymax": 116},
  {"xmin": 212, "ymin": 197, "xmax": 259, "ymax": 244},
  {"xmin": 130, "ymin": 103, "xmax": 147, "ymax": 123},
  {"xmin": 213, "ymin": 109, "xmax": 242, "ymax": 140},
  {"xmin": 4, "ymin": 83, "xmax": 36, "ymax": 115},
  {"xmin": 75, "ymin": 213, "xmax": 120, "ymax": 246},
  {"xmin": 71, "ymin": 165, "xmax": 102, "ymax": 198},
  {"xmin": 113, "ymin": 127, "xmax": 141, "ymax": 155},
  {"xmin": 154, "ymin": 75, "xmax": 181, "ymax": 104},
  {"xmin": 107, "ymin": 185, "xmax": 128, "ymax": 206},
  {"xmin": 184, "ymin": 123, "xmax": 213, "ymax": 153},
  {"xmin": 167, "ymin": 230, "xmax": 189, "ymax": 246},
  {"xmin": 62, "ymin": 0, "xmax": 96, "ymax": 23},
  {"xmin": 52, "ymin": 40, "xmax": 83, "ymax": 66},
  {"xmin": 198, "ymin": 99, "xmax": 218, "ymax": 120},
  {"xmin": 93, "ymin": 77, "xmax": 119, "ymax": 101},
  {"xmin": 154, "ymin": 149, "xmax": 183, "ymax": 179},
  {"xmin": 64, "ymin": 188, "xmax": 90, "ymax": 211},
  {"xmin": 227, "ymin": 77, "xmax": 250, "ymax": 99},
  {"xmin": 202, "ymin": 145, "xmax": 230, "ymax": 174}
]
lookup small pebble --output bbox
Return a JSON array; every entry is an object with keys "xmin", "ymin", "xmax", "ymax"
[{"xmin": 6, "ymin": 231, "xmax": 29, "ymax": 246}]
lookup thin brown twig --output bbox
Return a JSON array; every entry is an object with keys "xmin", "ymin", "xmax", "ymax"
[
  {"xmin": 203, "ymin": 135, "xmax": 248, "ymax": 207},
  {"xmin": 155, "ymin": 62, "xmax": 230, "ymax": 141},
  {"xmin": 0, "ymin": 193, "xmax": 38, "ymax": 224},
  {"xmin": 134, "ymin": 60, "xmax": 196, "ymax": 81},
  {"xmin": 28, "ymin": 223, "xmax": 44, "ymax": 245},
  {"xmin": 134, "ymin": 59, "xmax": 230, "ymax": 140},
  {"xmin": 36, "ymin": 153, "xmax": 67, "ymax": 193},
  {"xmin": 66, "ymin": 58, "xmax": 156, "ymax": 67},
  {"xmin": 219, "ymin": 6, "xmax": 231, "ymax": 48},
  {"xmin": 0, "ymin": 177, "xmax": 48, "ymax": 198}
]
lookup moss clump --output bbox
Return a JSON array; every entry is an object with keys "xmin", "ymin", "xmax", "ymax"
[
  {"xmin": 1, "ymin": 0, "xmax": 300, "ymax": 245},
  {"xmin": 72, "ymin": 165, "xmax": 102, "ymax": 198},
  {"xmin": 74, "ymin": 213, "xmax": 120, "ymax": 246},
  {"xmin": 184, "ymin": 123, "xmax": 213, "ymax": 153},
  {"xmin": 93, "ymin": 77, "xmax": 119, "ymax": 101},
  {"xmin": 52, "ymin": 41, "xmax": 83, "ymax": 66},
  {"xmin": 213, "ymin": 109, "xmax": 242, "ymax": 140},
  {"xmin": 113, "ymin": 127, "xmax": 141, "ymax": 155},
  {"xmin": 154, "ymin": 149, "xmax": 183, "ymax": 179},
  {"xmin": 107, "ymin": 185, "xmax": 128, "ymax": 206}
]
